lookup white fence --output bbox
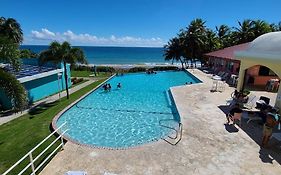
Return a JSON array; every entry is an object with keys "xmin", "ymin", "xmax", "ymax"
[{"xmin": 3, "ymin": 122, "xmax": 68, "ymax": 175}]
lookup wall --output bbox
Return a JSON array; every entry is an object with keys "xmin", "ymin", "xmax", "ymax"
[
  {"xmin": 0, "ymin": 62, "xmax": 72, "ymax": 110},
  {"xmin": 237, "ymin": 59, "xmax": 281, "ymax": 109},
  {"xmin": 208, "ymin": 57, "xmax": 240, "ymax": 74},
  {"xmin": 22, "ymin": 74, "xmax": 62, "ymax": 102}
]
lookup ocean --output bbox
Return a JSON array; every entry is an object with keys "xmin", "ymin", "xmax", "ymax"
[{"xmin": 20, "ymin": 45, "xmax": 168, "ymax": 65}]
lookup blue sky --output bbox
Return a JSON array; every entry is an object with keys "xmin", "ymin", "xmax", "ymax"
[{"xmin": 1, "ymin": 0, "xmax": 280, "ymax": 47}]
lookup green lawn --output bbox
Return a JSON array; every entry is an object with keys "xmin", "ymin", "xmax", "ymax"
[
  {"xmin": 0, "ymin": 79, "xmax": 107, "ymax": 174},
  {"xmin": 71, "ymin": 70, "xmax": 112, "ymax": 78},
  {"xmin": 71, "ymin": 79, "xmax": 89, "ymax": 87}
]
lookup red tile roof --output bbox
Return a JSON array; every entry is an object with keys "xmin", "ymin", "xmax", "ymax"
[{"xmin": 204, "ymin": 42, "xmax": 250, "ymax": 60}]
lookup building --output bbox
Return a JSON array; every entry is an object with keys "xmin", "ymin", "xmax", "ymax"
[
  {"xmin": 0, "ymin": 58, "xmax": 71, "ymax": 110},
  {"xmin": 235, "ymin": 31, "xmax": 281, "ymax": 109},
  {"xmin": 205, "ymin": 42, "xmax": 279, "ymax": 87}
]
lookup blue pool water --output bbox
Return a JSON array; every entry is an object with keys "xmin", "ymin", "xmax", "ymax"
[{"xmin": 56, "ymin": 71, "xmax": 200, "ymax": 148}]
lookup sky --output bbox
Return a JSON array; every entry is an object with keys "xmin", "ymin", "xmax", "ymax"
[{"xmin": 1, "ymin": 0, "xmax": 280, "ymax": 47}]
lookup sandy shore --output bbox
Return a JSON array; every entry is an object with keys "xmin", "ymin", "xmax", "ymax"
[{"xmin": 79, "ymin": 63, "xmax": 183, "ymax": 69}]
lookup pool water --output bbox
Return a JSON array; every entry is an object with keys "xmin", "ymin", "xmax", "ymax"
[{"xmin": 56, "ymin": 71, "xmax": 200, "ymax": 148}]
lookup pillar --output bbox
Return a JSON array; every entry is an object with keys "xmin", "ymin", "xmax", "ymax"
[{"xmin": 237, "ymin": 68, "xmax": 246, "ymax": 91}]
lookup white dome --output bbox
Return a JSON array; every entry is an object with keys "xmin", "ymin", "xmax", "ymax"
[{"xmin": 248, "ymin": 31, "xmax": 281, "ymax": 54}]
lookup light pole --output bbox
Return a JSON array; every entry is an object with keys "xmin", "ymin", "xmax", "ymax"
[{"xmin": 57, "ymin": 72, "xmax": 62, "ymax": 100}]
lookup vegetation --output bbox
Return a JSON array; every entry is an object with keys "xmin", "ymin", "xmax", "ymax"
[
  {"xmin": 39, "ymin": 41, "xmax": 87, "ymax": 99},
  {"xmin": 164, "ymin": 18, "xmax": 281, "ymax": 66},
  {"xmin": 19, "ymin": 49, "xmax": 38, "ymax": 58},
  {"xmin": 0, "ymin": 69, "xmax": 28, "ymax": 111},
  {"xmin": 0, "ymin": 17, "xmax": 28, "ymax": 111},
  {"xmin": 0, "ymin": 17, "xmax": 23, "ymax": 44},
  {"xmin": 0, "ymin": 36, "xmax": 20, "ymax": 69},
  {"xmin": 71, "ymin": 70, "xmax": 111, "ymax": 78},
  {"xmin": 149, "ymin": 66, "xmax": 178, "ymax": 71},
  {"xmin": 128, "ymin": 67, "xmax": 147, "ymax": 72},
  {"xmin": 0, "ymin": 79, "xmax": 107, "ymax": 174}
]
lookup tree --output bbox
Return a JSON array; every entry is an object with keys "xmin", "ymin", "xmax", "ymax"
[
  {"xmin": 204, "ymin": 29, "xmax": 220, "ymax": 54},
  {"xmin": 0, "ymin": 36, "xmax": 20, "ymax": 70},
  {"xmin": 0, "ymin": 17, "xmax": 28, "ymax": 111},
  {"xmin": 39, "ymin": 41, "xmax": 87, "ymax": 99},
  {"xmin": 180, "ymin": 18, "xmax": 207, "ymax": 66},
  {"xmin": 164, "ymin": 37, "xmax": 185, "ymax": 69},
  {"xmin": 216, "ymin": 24, "xmax": 233, "ymax": 48},
  {"xmin": 0, "ymin": 17, "xmax": 23, "ymax": 44},
  {"xmin": 233, "ymin": 19, "xmax": 255, "ymax": 44},
  {"xmin": 20, "ymin": 49, "xmax": 38, "ymax": 58},
  {"xmin": 252, "ymin": 20, "xmax": 272, "ymax": 38},
  {"xmin": 0, "ymin": 69, "xmax": 28, "ymax": 111}
]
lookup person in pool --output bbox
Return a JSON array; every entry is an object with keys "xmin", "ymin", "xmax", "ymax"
[
  {"xmin": 103, "ymin": 83, "xmax": 108, "ymax": 91},
  {"xmin": 117, "ymin": 83, "xmax": 121, "ymax": 89},
  {"xmin": 262, "ymin": 109, "xmax": 280, "ymax": 147},
  {"xmin": 108, "ymin": 83, "xmax": 112, "ymax": 91}
]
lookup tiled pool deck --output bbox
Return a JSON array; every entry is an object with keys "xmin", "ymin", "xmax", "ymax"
[{"xmin": 40, "ymin": 69, "xmax": 281, "ymax": 175}]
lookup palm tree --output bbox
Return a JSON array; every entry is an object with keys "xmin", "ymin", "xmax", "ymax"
[
  {"xmin": 216, "ymin": 24, "xmax": 233, "ymax": 48},
  {"xmin": 233, "ymin": 19, "xmax": 255, "ymax": 44},
  {"xmin": 0, "ymin": 36, "xmax": 20, "ymax": 70},
  {"xmin": 0, "ymin": 17, "xmax": 23, "ymax": 44},
  {"xmin": 39, "ymin": 41, "xmax": 87, "ymax": 99},
  {"xmin": 204, "ymin": 29, "xmax": 220, "ymax": 53},
  {"xmin": 181, "ymin": 18, "xmax": 207, "ymax": 66},
  {"xmin": 252, "ymin": 20, "xmax": 272, "ymax": 38},
  {"xmin": 0, "ymin": 17, "xmax": 27, "ymax": 111},
  {"xmin": 0, "ymin": 69, "xmax": 28, "ymax": 111},
  {"xmin": 164, "ymin": 37, "xmax": 185, "ymax": 69}
]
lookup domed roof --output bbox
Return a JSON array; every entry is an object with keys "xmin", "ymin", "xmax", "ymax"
[{"xmin": 248, "ymin": 31, "xmax": 281, "ymax": 54}]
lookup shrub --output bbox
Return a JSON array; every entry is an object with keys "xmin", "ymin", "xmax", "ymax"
[
  {"xmin": 73, "ymin": 65, "xmax": 115, "ymax": 73},
  {"xmin": 128, "ymin": 67, "xmax": 147, "ymax": 73},
  {"xmin": 149, "ymin": 66, "xmax": 179, "ymax": 71},
  {"xmin": 91, "ymin": 66, "xmax": 115, "ymax": 73},
  {"xmin": 71, "ymin": 77, "xmax": 84, "ymax": 85}
]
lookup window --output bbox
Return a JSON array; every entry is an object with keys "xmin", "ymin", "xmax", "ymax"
[{"xmin": 258, "ymin": 66, "xmax": 277, "ymax": 76}]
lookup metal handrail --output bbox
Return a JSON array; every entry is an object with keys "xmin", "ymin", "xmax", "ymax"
[
  {"xmin": 161, "ymin": 122, "xmax": 183, "ymax": 146},
  {"xmin": 2, "ymin": 122, "xmax": 67, "ymax": 175},
  {"xmin": 159, "ymin": 119, "xmax": 179, "ymax": 139}
]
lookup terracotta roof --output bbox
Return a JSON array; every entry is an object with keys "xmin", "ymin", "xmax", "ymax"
[{"xmin": 204, "ymin": 42, "xmax": 250, "ymax": 60}]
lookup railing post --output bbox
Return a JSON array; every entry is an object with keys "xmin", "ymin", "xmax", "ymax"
[
  {"xmin": 61, "ymin": 135, "xmax": 65, "ymax": 150},
  {"xmin": 29, "ymin": 152, "xmax": 36, "ymax": 175}
]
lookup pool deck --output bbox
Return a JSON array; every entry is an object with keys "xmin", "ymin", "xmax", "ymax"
[{"xmin": 40, "ymin": 69, "xmax": 281, "ymax": 175}]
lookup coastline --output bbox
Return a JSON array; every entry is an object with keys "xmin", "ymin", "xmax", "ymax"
[
  {"xmin": 89, "ymin": 63, "xmax": 181, "ymax": 69},
  {"xmin": 79, "ymin": 62, "xmax": 201, "ymax": 69}
]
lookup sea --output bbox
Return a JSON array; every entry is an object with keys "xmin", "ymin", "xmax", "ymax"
[{"xmin": 20, "ymin": 45, "xmax": 200, "ymax": 66}]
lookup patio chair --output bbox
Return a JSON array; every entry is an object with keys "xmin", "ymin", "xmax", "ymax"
[
  {"xmin": 243, "ymin": 94, "xmax": 258, "ymax": 109},
  {"xmin": 65, "ymin": 171, "xmax": 87, "ymax": 175},
  {"xmin": 221, "ymin": 73, "xmax": 229, "ymax": 81},
  {"xmin": 256, "ymin": 96, "xmax": 270, "ymax": 109}
]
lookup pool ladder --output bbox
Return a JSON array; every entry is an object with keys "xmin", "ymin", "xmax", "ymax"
[{"xmin": 159, "ymin": 119, "xmax": 183, "ymax": 145}]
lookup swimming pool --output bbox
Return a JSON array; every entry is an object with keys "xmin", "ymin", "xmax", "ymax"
[{"xmin": 55, "ymin": 71, "xmax": 200, "ymax": 148}]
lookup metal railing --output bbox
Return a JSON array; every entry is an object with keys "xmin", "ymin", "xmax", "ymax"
[
  {"xmin": 159, "ymin": 119, "xmax": 183, "ymax": 145},
  {"xmin": 3, "ymin": 122, "xmax": 68, "ymax": 175}
]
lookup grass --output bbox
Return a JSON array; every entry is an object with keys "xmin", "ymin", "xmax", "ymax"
[
  {"xmin": 71, "ymin": 79, "xmax": 89, "ymax": 87},
  {"xmin": 0, "ymin": 79, "xmax": 107, "ymax": 175},
  {"xmin": 71, "ymin": 70, "xmax": 112, "ymax": 78}
]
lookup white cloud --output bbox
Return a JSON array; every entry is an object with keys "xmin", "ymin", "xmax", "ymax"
[{"xmin": 27, "ymin": 28, "xmax": 164, "ymax": 47}]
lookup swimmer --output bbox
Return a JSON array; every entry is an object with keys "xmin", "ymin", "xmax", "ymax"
[
  {"xmin": 108, "ymin": 83, "xmax": 112, "ymax": 91},
  {"xmin": 117, "ymin": 83, "xmax": 121, "ymax": 89}
]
